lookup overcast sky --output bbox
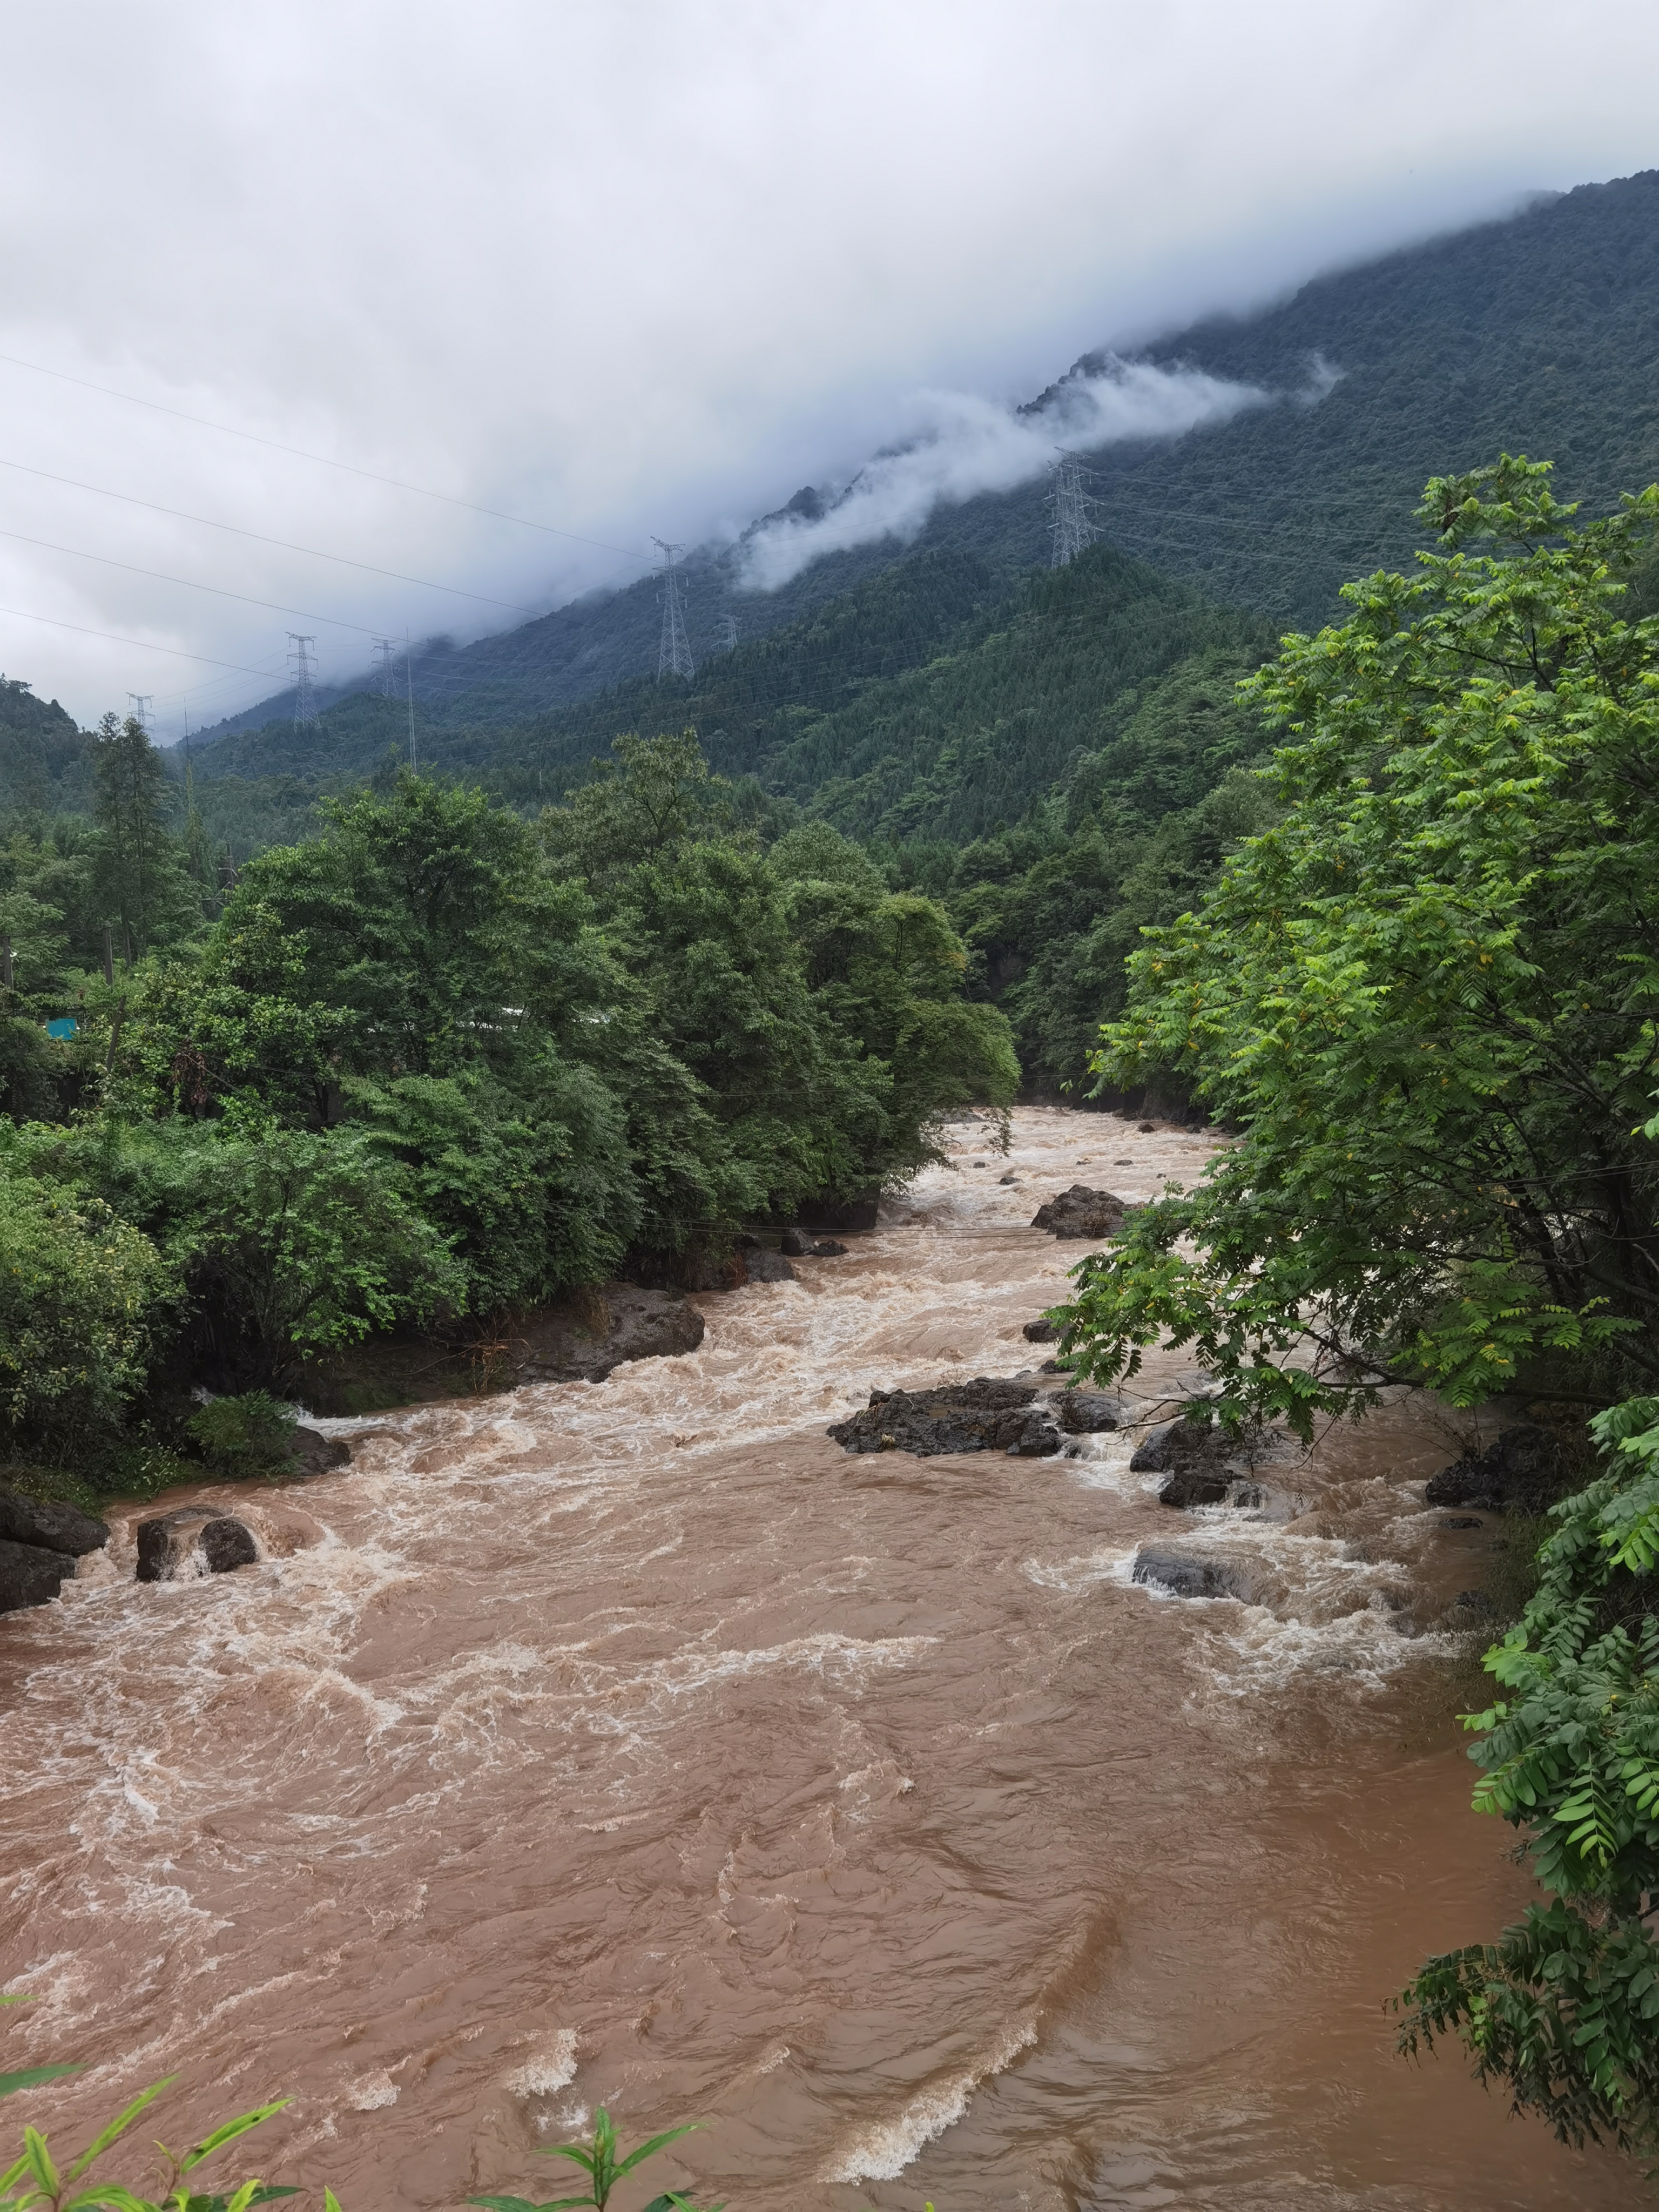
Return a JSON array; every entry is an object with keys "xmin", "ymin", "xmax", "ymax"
[{"xmin": 2, "ymin": 0, "xmax": 1657, "ymax": 735}]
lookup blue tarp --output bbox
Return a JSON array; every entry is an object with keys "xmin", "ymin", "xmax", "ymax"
[{"xmin": 45, "ymin": 1016, "xmax": 77, "ymax": 1040}]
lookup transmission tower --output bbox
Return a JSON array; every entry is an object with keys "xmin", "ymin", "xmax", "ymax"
[
  {"xmin": 126, "ymin": 692, "xmax": 154, "ymax": 731},
  {"xmin": 371, "ymin": 637, "xmax": 399, "ymax": 699},
  {"xmin": 1046, "ymin": 451, "xmax": 1100, "ymax": 568},
  {"xmin": 653, "ymin": 539, "xmax": 694, "ymax": 679},
  {"xmin": 713, "ymin": 612, "xmax": 738, "ymax": 655},
  {"xmin": 287, "ymin": 633, "xmax": 319, "ymax": 732}
]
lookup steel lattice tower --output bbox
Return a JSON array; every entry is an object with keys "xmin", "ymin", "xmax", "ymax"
[
  {"xmin": 126, "ymin": 692, "xmax": 154, "ymax": 731},
  {"xmin": 372, "ymin": 637, "xmax": 399, "ymax": 699},
  {"xmin": 713, "ymin": 613, "xmax": 738, "ymax": 655},
  {"xmin": 1047, "ymin": 452, "xmax": 1100, "ymax": 567},
  {"xmin": 287, "ymin": 634, "xmax": 320, "ymax": 732},
  {"xmin": 653, "ymin": 539, "xmax": 694, "ymax": 679}
]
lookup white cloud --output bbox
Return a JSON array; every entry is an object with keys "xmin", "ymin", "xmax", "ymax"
[
  {"xmin": 739, "ymin": 359, "xmax": 1265, "ymax": 588},
  {"xmin": 0, "ymin": 2, "xmax": 1655, "ymax": 732}
]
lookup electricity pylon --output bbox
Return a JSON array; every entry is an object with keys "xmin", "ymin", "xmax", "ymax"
[
  {"xmin": 126, "ymin": 692, "xmax": 154, "ymax": 731},
  {"xmin": 287, "ymin": 634, "xmax": 319, "ymax": 732},
  {"xmin": 372, "ymin": 637, "xmax": 399, "ymax": 698},
  {"xmin": 1047, "ymin": 451, "xmax": 1099, "ymax": 567},
  {"xmin": 653, "ymin": 539, "xmax": 694, "ymax": 679},
  {"xmin": 713, "ymin": 613, "xmax": 738, "ymax": 655}
]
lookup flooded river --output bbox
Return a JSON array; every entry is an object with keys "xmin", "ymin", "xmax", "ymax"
[{"xmin": 0, "ymin": 1108, "xmax": 1630, "ymax": 2208}]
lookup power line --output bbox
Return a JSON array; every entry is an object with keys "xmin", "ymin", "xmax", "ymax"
[
  {"xmin": 0, "ymin": 454, "xmax": 541, "ymax": 613},
  {"xmin": 653, "ymin": 538, "xmax": 693, "ymax": 679},
  {"xmin": 0, "ymin": 348, "xmax": 656, "ymax": 570},
  {"xmin": 287, "ymin": 635, "xmax": 319, "ymax": 733},
  {"xmin": 0, "ymin": 520, "xmax": 406, "ymax": 639},
  {"xmin": 0, "ymin": 601, "xmax": 286, "ymax": 678}
]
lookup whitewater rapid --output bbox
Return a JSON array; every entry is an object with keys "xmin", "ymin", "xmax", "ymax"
[{"xmin": 0, "ymin": 1108, "xmax": 1627, "ymax": 2208}]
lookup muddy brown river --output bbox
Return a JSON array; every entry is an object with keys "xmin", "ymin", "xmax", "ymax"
[{"xmin": 0, "ymin": 1108, "xmax": 1632, "ymax": 2208}]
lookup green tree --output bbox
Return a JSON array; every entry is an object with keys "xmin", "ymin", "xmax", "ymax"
[
  {"xmin": 91, "ymin": 713, "xmax": 195, "ymax": 959},
  {"xmin": 1066, "ymin": 458, "xmax": 1659, "ymax": 1434}
]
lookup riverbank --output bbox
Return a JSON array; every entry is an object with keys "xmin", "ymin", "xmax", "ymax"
[{"xmin": 0, "ymin": 1106, "xmax": 1628, "ymax": 2208}]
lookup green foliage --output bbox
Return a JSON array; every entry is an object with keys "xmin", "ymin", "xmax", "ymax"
[
  {"xmin": 90, "ymin": 716, "xmax": 199, "ymax": 961},
  {"xmin": 183, "ymin": 1392, "xmax": 296, "ymax": 1480},
  {"xmin": 469, "ymin": 2105, "xmax": 713, "ymax": 2212},
  {"xmin": 0, "ymin": 1144, "xmax": 170, "ymax": 1456},
  {"xmin": 1398, "ymin": 1399, "xmax": 1659, "ymax": 2160},
  {"xmin": 0, "ymin": 2001, "xmax": 309, "ymax": 2212},
  {"xmin": 1065, "ymin": 458, "xmax": 1659, "ymax": 1435}
]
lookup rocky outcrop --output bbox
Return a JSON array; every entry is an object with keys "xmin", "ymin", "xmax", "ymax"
[
  {"xmin": 136, "ymin": 1508, "xmax": 260, "ymax": 1583},
  {"xmin": 286, "ymin": 1427, "xmax": 351, "ymax": 1480},
  {"xmin": 1022, "ymin": 1318, "xmax": 1060, "ymax": 1344},
  {"xmin": 510, "ymin": 1283, "xmax": 707, "ymax": 1384},
  {"xmin": 780, "ymin": 1227, "xmax": 847, "ymax": 1258},
  {"xmin": 1030, "ymin": 1186, "xmax": 1130, "ymax": 1240},
  {"xmin": 0, "ymin": 1490, "xmax": 109, "ymax": 1555},
  {"xmin": 0, "ymin": 1489, "xmax": 111, "ymax": 1616},
  {"xmin": 1130, "ymin": 1417, "xmax": 1220, "ymax": 1475},
  {"xmin": 1131, "ymin": 1550, "xmax": 1247, "ymax": 1600},
  {"xmin": 829, "ymin": 1377, "xmax": 1061, "ymax": 1458},
  {"xmin": 1425, "ymin": 1424, "xmax": 1564, "ymax": 1515},
  {"xmin": 740, "ymin": 1243, "xmax": 797, "ymax": 1283},
  {"xmin": 0, "ymin": 1541, "xmax": 77, "ymax": 1614},
  {"xmin": 1054, "ymin": 1391, "xmax": 1125, "ymax": 1434}
]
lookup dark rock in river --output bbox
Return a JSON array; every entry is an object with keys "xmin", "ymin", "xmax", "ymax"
[
  {"xmin": 0, "ymin": 1540, "xmax": 77, "ymax": 1614},
  {"xmin": 780, "ymin": 1226, "xmax": 815, "ymax": 1257},
  {"xmin": 1130, "ymin": 1417, "xmax": 1218, "ymax": 1475},
  {"xmin": 0, "ymin": 1489, "xmax": 109, "ymax": 1555},
  {"xmin": 1157, "ymin": 1465, "xmax": 1233, "ymax": 1508},
  {"xmin": 512, "ymin": 1283, "xmax": 707, "ymax": 1382},
  {"xmin": 1054, "ymin": 1391, "xmax": 1125, "ymax": 1434},
  {"xmin": 286, "ymin": 1427, "xmax": 350, "ymax": 1480},
  {"xmin": 1131, "ymin": 1550, "xmax": 1247, "ymax": 1601},
  {"xmin": 1023, "ymin": 1318, "xmax": 1060, "ymax": 1343},
  {"xmin": 829, "ymin": 1377, "xmax": 1062, "ymax": 1458},
  {"xmin": 136, "ymin": 1508, "xmax": 260, "ymax": 1583},
  {"xmin": 1425, "ymin": 1423, "xmax": 1563, "ymax": 1514},
  {"xmin": 1030, "ymin": 1185, "xmax": 1130, "ymax": 1240},
  {"xmin": 743, "ymin": 1246, "xmax": 797, "ymax": 1283},
  {"xmin": 812, "ymin": 1238, "xmax": 848, "ymax": 1257}
]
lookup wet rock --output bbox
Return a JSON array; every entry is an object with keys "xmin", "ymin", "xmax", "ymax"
[
  {"xmin": 1455, "ymin": 1588, "xmax": 1495, "ymax": 1615},
  {"xmin": 1157, "ymin": 1466, "xmax": 1232, "ymax": 1508},
  {"xmin": 1023, "ymin": 1318, "xmax": 1060, "ymax": 1344},
  {"xmin": 512, "ymin": 1283, "xmax": 706, "ymax": 1381},
  {"xmin": 0, "ymin": 1489, "xmax": 109, "ymax": 1555},
  {"xmin": 1129, "ymin": 1417, "xmax": 1218, "ymax": 1475},
  {"xmin": 0, "ymin": 1540, "xmax": 77, "ymax": 1614},
  {"xmin": 799, "ymin": 1195, "xmax": 878, "ymax": 1234},
  {"xmin": 1054, "ymin": 1391, "xmax": 1125, "ymax": 1434},
  {"xmin": 286, "ymin": 1427, "xmax": 350, "ymax": 1480},
  {"xmin": 999, "ymin": 1173, "xmax": 1018, "ymax": 1185},
  {"xmin": 1425, "ymin": 1424, "xmax": 1563, "ymax": 1515},
  {"xmin": 779, "ymin": 1226, "xmax": 846, "ymax": 1259},
  {"xmin": 135, "ymin": 1508, "xmax": 260, "ymax": 1583},
  {"xmin": 1030, "ymin": 1185, "xmax": 1130, "ymax": 1241},
  {"xmin": 743, "ymin": 1246, "xmax": 797, "ymax": 1284},
  {"xmin": 829, "ymin": 1377, "xmax": 1061, "ymax": 1459},
  {"xmin": 1439, "ymin": 1514, "xmax": 1483, "ymax": 1530},
  {"xmin": 1131, "ymin": 1550, "xmax": 1247, "ymax": 1601}
]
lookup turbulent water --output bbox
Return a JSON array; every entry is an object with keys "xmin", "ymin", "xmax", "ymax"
[{"xmin": 0, "ymin": 1108, "xmax": 1631, "ymax": 2209}]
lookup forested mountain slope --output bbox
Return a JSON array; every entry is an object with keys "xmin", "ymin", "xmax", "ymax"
[{"xmin": 189, "ymin": 166, "xmax": 1659, "ymax": 766}]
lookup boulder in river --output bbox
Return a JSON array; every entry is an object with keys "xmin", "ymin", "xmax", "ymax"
[
  {"xmin": 136, "ymin": 1508, "xmax": 260, "ymax": 1583},
  {"xmin": 1131, "ymin": 1550, "xmax": 1247, "ymax": 1601},
  {"xmin": 1054, "ymin": 1391, "xmax": 1125, "ymax": 1434},
  {"xmin": 1425, "ymin": 1423, "xmax": 1563, "ymax": 1515},
  {"xmin": 829, "ymin": 1377, "xmax": 1061, "ymax": 1458},
  {"xmin": 511, "ymin": 1283, "xmax": 707, "ymax": 1382},
  {"xmin": 0, "ymin": 1489, "xmax": 109, "ymax": 1555},
  {"xmin": 0, "ymin": 1540, "xmax": 78, "ymax": 1614},
  {"xmin": 286, "ymin": 1427, "xmax": 351, "ymax": 1480},
  {"xmin": 1130, "ymin": 1417, "xmax": 1220, "ymax": 1475},
  {"xmin": 1023, "ymin": 1318, "xmax": 1060, "ymax": 1343},
  {"xmin": 1030, "ymin": 1186, "xmax": 1130, "ymax": 1240},
  {"xmin": 742, "ymin": 1245, "xmax": 797, "ymax": 1283}
]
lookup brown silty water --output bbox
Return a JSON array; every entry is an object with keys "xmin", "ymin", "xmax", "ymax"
[{"xmin": 0, "ymin": 1107, "xmax": 1632, "ymax": 2209}]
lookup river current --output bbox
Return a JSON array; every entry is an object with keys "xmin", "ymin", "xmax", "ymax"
[{"xmin": 0, "ymin": 1107, "xmax": 1630, "ymax": 2208}]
